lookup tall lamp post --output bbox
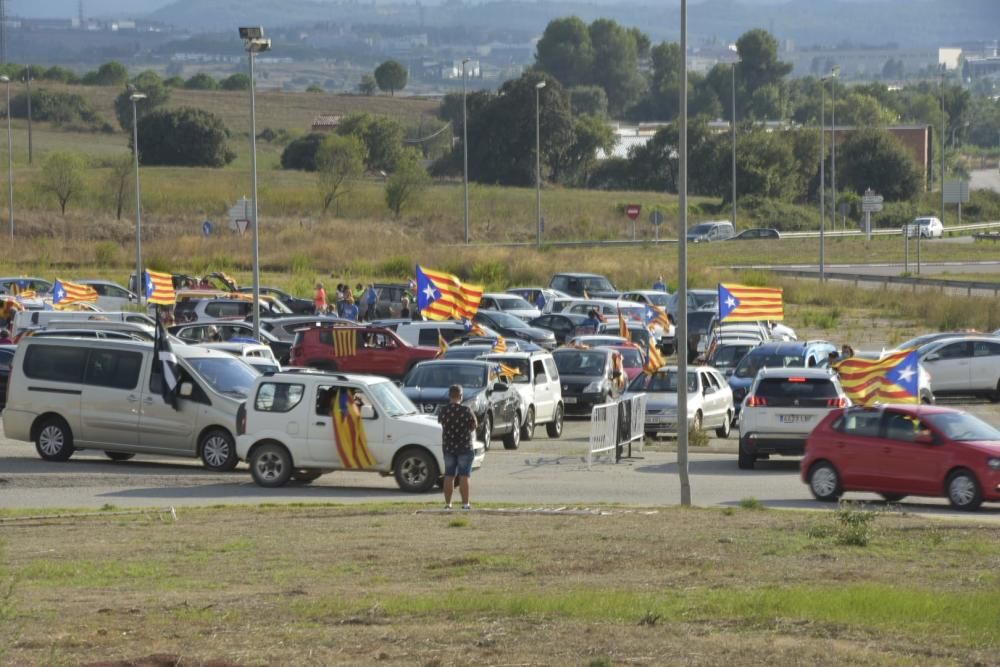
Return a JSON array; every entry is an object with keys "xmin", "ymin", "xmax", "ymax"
[
  {"xmin": 240, "ymin": 26, "xmax": 271, "ymax": 341},
  {"xmin": 23, "ymin": 70, "xmax": 32, "ymax": 165},
  {"xmin": 1, "ymin": 76, "xmax": 12, "ymax": 242},
  {"xmin": 130, "ymin": 92, "xmax": 146, "ymax": 304},
  {"xmin": 677, "ymin": 0, "xmax": 691, "ymax": 507},
  {"xmin": 830, "ymin": 65, "xmax": 839, "ymax": 232},
  {"xmin": 461, "ymin": 58, "xmax": 470, "ymax": 244},
  {"xmin": 730, "ymin": 57, "xmax": 738, "ymax": 227},
  {"xmin": 819, "ymin": 75, "xmax": 827, "ymax": 282},
  {"xmin": 535, "ymin": 80, "xmax": 546, "ymax": 247}
]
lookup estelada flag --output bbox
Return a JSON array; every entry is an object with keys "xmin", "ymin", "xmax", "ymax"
[
  {"xmin": 833, "ymin": 349, "xmax": 920, "ymax": 405},
  {"xmin": 332, "ymin": 389, "xmax": 376, "ymax": 469},
  {"xmin": 492, "ymin": 335, "xmax": 507, "ymax": 352},
  {"xmin": 145, "ymin": 269, "xmax": 177, "ymax": 305},
  {"xmin": 415, "ymin": 264, "xmax": 483, "ymax": 321},
  {"xmin": 718, "ymin": 283, "xmax": 783, "ymax": 322},
  {"xmin": 435, "ymin": 331, "xmax": 448, "ymax": 358},
  {"xmin": 643, "ymin": 336, "xmax": 664, "ymax": 376},
  {"xmin": 333, "ymin": 328, "xmax": 357, "ymax": 356},
  {"xmin": 618, "ymin": 309, "xmax": 629, "ymax": 340},
  {"xmin": 52, "ymin": 279, "xmax": 98, "ymax": 305}
]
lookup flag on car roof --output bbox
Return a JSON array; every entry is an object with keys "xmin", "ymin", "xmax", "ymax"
[
  {"xmin": 435, "ymin": 331, "xmax": 448, "ymax": 358},
  {"xmin": 617, "ymin": 309, "xmax": 629, "ymax": 340},
  {"xmin": 833, "ymin": 348, "xmax": 919, "ymax": 405},
  {"xmin": 145, "ymin": 269, "xmax": 177, "ymax": 305},
  {"xmin": 331, "ymin": 389, "xmax": 376, "ymax": 469},
  {"xmin": 52, "ymin": 279, "xmax": 98, "ymax": 305},
  {"xmin": 464, "ymin": 319, "xmax": 488, "ymax": 337},
  {"xmin": 415, "ymin": 264, "xmax": 483, "ymax": 321},
  {"xmin": 497, "ymin": 363, "xmax": 521, "ymax": 380},
  {"xmin": 492, "ymin": 335, "xmax": 507, "ymax": 352},
  {"xmin": 643, "ymin": 304, "xmax": 671, "ymax": 331},
  {"xmin": 643, "ymin": 336, "xmax": 664, "ymax": 376},
  {"xmin": 717, "ymin": 283, "xmax": 783, "ymax": 322},
  {"xmin": 152, "ymin": 315, "xmax": 180, "ymax": 410}
]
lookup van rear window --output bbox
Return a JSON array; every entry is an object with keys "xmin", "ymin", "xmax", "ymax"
[{"xmin": 23, "ymin": 345, "xmax": 87, "ymax": 383}]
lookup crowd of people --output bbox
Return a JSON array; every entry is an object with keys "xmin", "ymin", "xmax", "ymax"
[{"xmin": 313, "ymin": 282, "xmax": 414, "ymax": 321}]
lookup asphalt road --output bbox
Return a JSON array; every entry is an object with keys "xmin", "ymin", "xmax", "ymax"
[{"xmin": 3, "ymin": 408, "xmax": 999, "ymax": 520}]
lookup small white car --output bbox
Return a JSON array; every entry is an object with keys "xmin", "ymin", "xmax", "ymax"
[
  {"xmin": 480, "ymin": 293, "xmax": 541, "ymax": 322},
  {"xmin": 624, "ymin": 365, "xmax": 734, "ymax": 438},
  {"xmin": 236, "ymin": 370, "xmax": 485, "ymax": 492},
  {"xmin": 917, "ymin": 335, "xmax": 1000, "ymax": 400},
  {"xmin": 479, "ymin": 351, "xmax": 565, "ymax": 439},
  {"xmin": 75, "ymin": 280, "xmax": 140, "ymax": 311},
  {"xmin": 904, "ymin": 216, "xmax": 944, "ymax": 239},
  {"xmin": 198, "ymin": 342, "xmax": 281, "ymax": 373}
]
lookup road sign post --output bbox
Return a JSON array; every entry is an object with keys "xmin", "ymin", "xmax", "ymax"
[
  {"xmin": 228, "ymin": 197, "xmax": 252, "ymax": 237},
  {"xmin": 944, "ymin": 180, "xmax": 970, "ymax": 227},
  {"xmin": 649, "ymin": 209, "xmax": 664, "ymax": 242},
  {"xmin": 626, "ymin": 204, "xmax": 641, "ymax": 240},
  {"xmin": 861, "ymin": 189, "xmax": 884, "ymax": 241}
]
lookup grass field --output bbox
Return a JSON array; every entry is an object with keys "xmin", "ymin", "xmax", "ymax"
[{"xmin": 2, "ymin": 504, "xmax": 998, "ymax": 665}]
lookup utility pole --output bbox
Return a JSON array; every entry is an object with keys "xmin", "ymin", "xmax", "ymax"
[{"xmin": 677, "ymin": 0, "xmax": 691, "ymax": 507}]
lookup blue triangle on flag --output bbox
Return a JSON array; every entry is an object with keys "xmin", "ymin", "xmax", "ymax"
[
  {"xmin": 718, "ymin": 284, "xmax": 740, "ymax": 320},
  {"xmin": 415, "ymin": 265, "xmax": 441, "ymax": 312},
  {"xmin": 887, "ymin": 350, "xmax": 920, "ymax": 398}
]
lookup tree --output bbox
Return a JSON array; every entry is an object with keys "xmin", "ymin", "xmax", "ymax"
[
  {"xmin": 102, "ymin": 154, "xmax": 133, "ymax": 220},
  {"xmin": 220, "ymin": 74, "xmax": 251, "ymax": 91},
  {"xmin": 40, "ymin": 152, "xmax": 86, "ymax": 215},
  {"xmin": 374, "ymin": 60, "xmax": 408, "ymax": 96},
  {"xmin": 163, "ymin": 76, "xmax": 185, "ymax": 88},
  {"xmin": 114, "ymin": 76, "xmax": 171, "ymax": 132},
  {"xmin": 735, "ymin": 29, "xmax": 792, "ymax": 118},
  {"xmin": 82, "ymin": 61, "xmax": 129, "ymax": 86},
  {"xmin": 316, "ymin": 134, "xmax": 365, "ymax": 214},
  {"xmin": 837, "ymin": 128, "xmax": 922, "ymax": 201},
  {"xmin": 41, "ymin": 66, "xmax": 77, "ymax": 83},
  {"xmin": 358, "ymin": 74, "xmax": 377, "ymax": 96},
  {"xmin": 184, "ymin": 73, "xmax": 218, "ymax": 90},
  {"xmin": 281, "ymin": 133, "xmax": 327, "ymax": 171},
  {"xmin": 306, "ymin": 84, "xmax": 323, "ymax": 93},
  {"xmin": 385, "ymin": 149, "xmax": 430, "ymax": 217},
  {"xmin": 135, "ymin": 108, "xmax": 235, "ymax": 167},
  {"xmin": 336, "ymin": 113, "xmax": 405, "ymax": 172},
  {"xmin": 568, "ymin": 86, "xmax": 608, "ymax": 117},
  {"xmin": 554, "ymin": 114, "xmax": 615, "ymax": 186},
  {"xmin": 588, "ymin": 19, "xmax": 644, "ymax": 116},
  {"xmin": 534, "ymin": 16, "xmax": 594, "ymax": 88}
]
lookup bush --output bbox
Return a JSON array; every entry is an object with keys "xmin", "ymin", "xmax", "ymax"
[
  {"xmin": 220, "ymin": 74, "xmax": 251, "ymax": 91},
  {"xmin": 93, "ymin": 241, "xmax": 120, "ymax": 267},
  {"xmin": 184, "ymin": 73, "xmax": 218, "ymax": 90},
  {"xmin": 835, "ymin": 501, "xmax": 876, "ymax": 546},
  {"xmin": 280, "ymin": 133, "xmax": 326, "ymax": 171},
  {"xmin": 136, "ymin": 107, "xmax": 235, "ymax": 167}
]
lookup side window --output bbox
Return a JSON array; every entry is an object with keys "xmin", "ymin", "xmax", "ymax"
[
  {"xmin": 936, "ymin": 342, "xmax": 970, "ymax": 360},
  {"xmin": 834, "ymin": 411, "xmax": 882, "ymax": 437},
  {"xmin": 533, "ymin": 360, "xmax": 546, "ymax": 384},
  {"xmin": 149, "ymin": 364, "xmax": 208, "ymax": 404},
  {"xmin": 23, "ymin": 345, "xmax": 87, "ymax": 383},
  {"xmin": 316, "ymin": 384, "xmax": 366, "ymax": 416},
  {"xmin": 973, "ymin": 341, "xmax": 1000, "ymax": 357},
  {"xmin": 884, "ymin": 412, "xmax": 926, "ymax": 443},
  {"xmin": 543, "ymin": 357, "xmax": 559, "ymax": 382},
  {"xmin": 255, "ymin": 382, "xmax": 304, "ymax": 412},
  {"xmin": 417, "ymin": 329, "xmax": 438, "ymax": 346},
  {"xmin": 84, "ymin": 350, "xmax": 142, "ymax": 390}
]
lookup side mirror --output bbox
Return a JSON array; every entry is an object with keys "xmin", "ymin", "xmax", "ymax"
[
  {"xmin": 359, "ymin": 405, "xmax": 375, "ymax": 420},
  {"xmin": 492, "ymin": 382, "xmax": 508, "ymax": 393},
  {"xmin": 924, "ymin": 353, "xmax": 939, "ymax": 362},
  {"xmin": 179, "ymin": 382, "xmax": 193, "ymax": 398},
  {"xmin": 914, "ymin": 432, "xmax": 934, "ymax": 445}
]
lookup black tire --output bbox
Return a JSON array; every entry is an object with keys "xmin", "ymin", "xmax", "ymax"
[
  {"xmin": 503, "ymin": 412, "xmax": 522, "ymax": 450},
  {"xmin": 521, "ymin": 406, "xmax": 535, "ymax": 441},
  {"xmin": 292, "ymin": 469, "xmax": 324, "ymax": 483},
  {"xmin": 737, "ymin": 435, "xmax": 755, "ymax": 470},
  {"xmin": 946, "ymin": 469, "xmax": 983, "ymax": 511},
  {"xmin": 199, "ymin": 428, "xmax": 238, "ymax": 472},
  {"xmin": 479, "ymin": 413, "xmax": 493, "ymax": 452},
  {"xmin": 394, "ymin": 447, "xmax": 439, "ymax": 493},
  {"xmin": 545, "ymin": 403, "xmax": 564, "ymax": 438},
  {"xmin": 879, "ymin": 493, "xmax": 906, "ymax": 502},
  {"xmin": 249, "ymin": 443, "xmax": 293, "ymax": 488},
  {"xmin": 715, "ymin": 410, "xmax": 732, "ymax": 438},
  {"xmin": 34, "ymin": 417, "xmax": 74, "ymax": 462},
  {"xmin": 991, "ymin": 380, "xmax": 1000, "ymax": 404},
  {"xmin": 104, "ymin": 451, "xmax": 135, "ymax": 462},
  {"xmin": 808, "ymin": 461, "xmax": 842, "ymax": 502}
]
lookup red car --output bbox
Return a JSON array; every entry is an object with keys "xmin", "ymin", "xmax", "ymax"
[
  {"xmin": 802, "ymin": 405, "xmax": 1000, "ymax": 511},
  {"xmin": 290, "ymin": 325, "xmax": 437, "ymax": 379}
]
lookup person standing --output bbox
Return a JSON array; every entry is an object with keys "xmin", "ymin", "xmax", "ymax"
[
  {"xmin": 400, "ymin": 296, "xmax": 411, "ymax": 320},
  {"xmin": 652, "ymin": 275, "xmax": 666, "ymax": 292},
  {"xmin": 314, "ymin": 282, "xmax": 328, "ymax": 315},
  {"xmin": 342, "ymin": 296, "xmax": 359, "ymax": 321},
  {"xmin": 364, "ymin": 284, "xmax": 378, "ymax": 321},
  {"xmin": 438, "ymin": 384, "xmax": 478, "ymax": 510}
]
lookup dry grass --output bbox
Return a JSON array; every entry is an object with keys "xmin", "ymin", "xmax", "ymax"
[{"xmin": 2, "ymin": 505, "xmax": 998, "ymax": 666}]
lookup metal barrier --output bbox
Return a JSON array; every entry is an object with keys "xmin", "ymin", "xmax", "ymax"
[{"xmin": 587, "ymin": 394, "xmax": 647, "ymax": 469}]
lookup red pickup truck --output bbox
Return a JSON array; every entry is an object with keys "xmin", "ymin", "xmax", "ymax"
[{"xmin": 289, "ymin": 325, "xmax": 437, "ymax": 378}]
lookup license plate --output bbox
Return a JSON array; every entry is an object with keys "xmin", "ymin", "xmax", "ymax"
[
  {"xmin": 647, "ymin": 415, "xmax": 671, "ymax": 424},
  {"xmin": 564, "ymin": 397, "xmax": 577, "ymax": 404},
  {"xmin": 779, "ymin": 414, "xmax": 812, "ymax": 424}
]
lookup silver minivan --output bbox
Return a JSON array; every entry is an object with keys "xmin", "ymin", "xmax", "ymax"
[
  {"xmin": 4, "ymin": 337, "xmax": 258, "ymax": 470},
  {"xmin": 687, "ymin": 220, "xmax": 735, "ymax": 243}
]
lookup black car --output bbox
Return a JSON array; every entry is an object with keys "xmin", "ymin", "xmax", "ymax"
[
  {"xmin": 728, "ymin": 228, "xmax": 781, "ymax": 241},
  {"xmin": 529, "ymin": 313, "xmax": 592, "ymax": 344},
  {"xmin": 548, "ymin": 272, "xmax": 618, "ymax": 299},
  {"xmin": 168, "ymin": 322, "xmax": 292, "ymax": 364},
  {"xmin": 0, "ymin": 344, "xmax": 16, "ymax": 411},
  {"xmin": 474, "ymin": 311, "xmax": 556, "ymax": 349},
  {"xmin": 686, "ymin": 311, "xmax": 719, "ymax": 363},
  {"xmin": 401, "ymin": 360, "xmax": 523, "ymax": 451},
  {"xmin": 551, "ymin": 347, "xmax": 624, "ymax": 415},
  {"xmin": 237, "ymin": 287, "xmax": 313, "ymax": 314}
]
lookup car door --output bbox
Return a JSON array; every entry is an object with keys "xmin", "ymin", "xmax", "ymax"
[
  {"xmin": 531, "ymin": 358, "xmax": 553, "ymax": 421},
  {"xmin": 138, "ymin": 361, "xmax": 199, "ymax": 454},
  {"xmin": 923, "ymin": 341, "xmax": 972, "ymax": 393},
  {"xmin": 308, "ymin": 384, "xmax": 387, "ymax": 469},
  {"xmin": 971, "ymin": 340, "xmax": 1000, "ymax": 392},
  {"xmin": 77, "ymin": 348, "xmax": 144, "ymax": 448},
  {"xmin": 697, "ymin": 370, "xmax": 720, "ymax": 427},
  {"xmin": 877, "ymin": 411, "xmax": 946, "ymax": 495},
  {"xmin": 827, "ymin": 409, "xmax": 884, "ymax": 489}
]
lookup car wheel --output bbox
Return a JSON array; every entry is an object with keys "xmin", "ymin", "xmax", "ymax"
[
  {"xmin": 545, "ymin": 403, "xmax": 564, "ymax": 438},
  {"xmin": 521, "ymin": 406, "xmax": 535, "ymax": 441},
  {"xmin": 394, "ymin": 447, "xmax": 438, "ymax": 493},
  {"xmin": 249, "ymin": 443, "xmax": 293, "ymax": 488},
  {"xmin": 808, "ymin": 461, "xmax": 842, "ymax": 502},
  {"xmin": 104, "ymin": 451, "xmax": 135, "ymax": 462},
  {"xmin": 199, "ymin": 428, "xmax": 238, "ymax": 472},
  {"xmin": 292, "ymin": 469, "xmax": 323, "ymax": 483},
  {"xmin": 991, "ymin": 379, "xmax": 1000, "ymax": 403},
  {"xmin": 879, "ymin": 493, "xmax": 906, "ymax": 502},
  {"xmin": 737, "ymin": 435, "xmax": 755, "ymax": 470},
  {"xmin": 35, "ymin": 417, "xmax": 74, "ymax": 462},
  {"xmin": 946, "ymin": 469, "xmax": 983, "ymax": 511},
  {"xmin": 503, "ymin": 412, "xmax": 522, "ymax": 450},
  {"xmin": 715, "ymin": 410, "xmax": 732, "ymax": 438},
  {"xmin": 480, "ymin": 413, "xmax": 493, "ymax": 451}
]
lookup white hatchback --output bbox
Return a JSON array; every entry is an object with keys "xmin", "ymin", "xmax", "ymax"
[
  {"xmin": 904, "ymin": 216, "xmax": 943, "ymax": 238},
  {"xmin": 624, "ymin": 365, "xmax": 734, "ymax": 438}
]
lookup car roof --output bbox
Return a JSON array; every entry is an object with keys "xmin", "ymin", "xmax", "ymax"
[
  {"xmin": 553, "ymin": 346, "xmax": 612, "ymax": 355},
  {"xmin": 756, "ymin": 367, "xmax": 835, "ymax": 379},
  {"xmin": 417, "ymin": 359, "xmax": 491, "ymax": 367},
  {"xmin": 749, "ymin": 340, "xmax": 828, "ymax": 353},
  {"xmin": 923, "ymin": 334, "xmax": 1000, "ymax": 346},
  {"xmin": 552, "ymin": 272, "xmax": 608, "ymax": 278},
  {"xmin": 481, "ymin": 350, "xmax": 549, "ymax": 360},
  {"xmin": 845, "ymin": 403, "xmax": 957, "ymax": 416},
  {"xmin": 263, "ymin": 370, "xmax": 392, "ymax": 385}
]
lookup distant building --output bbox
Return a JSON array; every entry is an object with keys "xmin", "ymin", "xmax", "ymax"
[{"xmin": 311, "ymin": 115, "xmax": 342, "ymax": 132}]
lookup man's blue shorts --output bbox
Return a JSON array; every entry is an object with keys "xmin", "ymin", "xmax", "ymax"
[{"xmin": 443, "ymin": 450, "xmax": 474, "ymax": 477}]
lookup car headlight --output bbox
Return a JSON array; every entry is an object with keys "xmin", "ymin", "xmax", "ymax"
[
  {"xmin": 988, "ymin": 458, "xmax": 1000, "ymax": 470},
  {"xmin": 584, "ymin": 380, "xmax": 606, "ymax": 393}
]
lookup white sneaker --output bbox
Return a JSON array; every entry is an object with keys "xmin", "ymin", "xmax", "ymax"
[
  {"xmin": 444, "ymin": 504, "xmax": 452, "ymax": 510},
  {"xmin": 462, "ymin": 504, "xmax": 471, "ymax": 510}
]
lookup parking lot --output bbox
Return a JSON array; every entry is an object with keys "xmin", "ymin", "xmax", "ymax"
[{"xmin": 4, "ymin": 400, "xmax": 999, "ymax": 520}]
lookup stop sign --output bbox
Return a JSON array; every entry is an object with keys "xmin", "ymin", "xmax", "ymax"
[{"xmin": 625, "ymin": 204, "xmax": 641, "ymax": 220}]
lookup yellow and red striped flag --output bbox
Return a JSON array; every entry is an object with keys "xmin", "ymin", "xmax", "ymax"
[
  {"xmin": 52, "ymin": 279, "xmax": 98, "ymax": 305},
  {"xmin": 643, "ymin": 336, "xmax": 664, "ymax": 375},
  {"xmin": 435, "ymin": 331, "xmax": 448, "ymax": 358},
  {"xmin": 718, "ymin": 283, "xmax": 783, "ymax": 322},
  {"xmin": 492, "ymin": 335, "xmax": 507, "ymax": 352},
  {"xmin": 145, "ymin": 269, "xmax": 177, "ymax": 305},
  {"xmin": 833, "ymin": 349, "xmax": 920, "ymax": 406},
  {"xmin": 618, "ymin": 309, "xmax": 629, "ymax": 340},
  {"xmin": 333, "ymin": 328, "xmax": 357, "ymax": 357},
  {"xmin": 331, "ymin": 389, "xmax": 376, "ymax": 469},
  {"xmin": 415, "ymin": 264, "xmax": 483, "ymax": 321}
]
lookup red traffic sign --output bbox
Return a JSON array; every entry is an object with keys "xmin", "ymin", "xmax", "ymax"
[{"xmin": 625, "ymin": 204, "xmax": 641, "ymax": 220}]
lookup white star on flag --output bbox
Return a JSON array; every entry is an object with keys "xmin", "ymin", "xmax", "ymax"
[
  {"xmin": 896, "ymin": 364, "xmax": 915, "ymax": 384},
  {"xmin": 726, "ymin": 296, "xmax": 737, "ymax": 309},
  {"xmin": 422, "ymin": 284, "xmax": 437, "ymax": 302}
]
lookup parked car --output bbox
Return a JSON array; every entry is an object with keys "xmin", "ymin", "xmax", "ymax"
[
  {"xmin": 904, "ymin": 216, "xmax": 944, "ymax": 239},
  {"xmin": 175, "ymin": 296, "xmax": 293, "ymax": 322},
  {"xmin": 473, "ymin": 310, "xmax": 557, "ymax": 349},
  {"xmin": 0, "ymin": 276, "xmax": 53, "ymax": 296},
  {"xmin": 505, "ymin": 287, "xmax": 570, "ymax": 310},
  {"xmin": 237, "ymin": 286, "xmax": 314, "ymax": 314},
  {"xmin": 479, "ymin": 293, "xmax": 541, "ymax": 322},
  {"xmin": 602, "ymin": 345, "xmax": 645, "ymax": 383},
  {"xmin": 13, "ymin": 310, "xmax": 155, "ymax": 337},
  {"xmin": 916, "ymin": 335, "xmax": 1000, "ymax": 400},
  {"xmin": 4, "ymin": 337, "xmax": 256, "ymax": 470},
  {"xmin": 728, "ymin": 340, "xmax": 840, "ymax": 411},
  {"xmin": 704, "ymin": 338, "xmax": 760, "ymax": 378},
  {"xmin": 197, "ymin": 342, "xmax": 281, "ymax": 373},
  {"xmin": 624, "ymin": 365, "xmax": 734, "ymax": 438},
  {"xmin": 28, "ymin": 320, "xmax": 157, "ymax": 341},
  {"xmin": 260, "ymin": 316, "xmax": 353, "ymax": 343},
  {"xmin": 370, "ymin": 283, "xmax": 412, "ymax": 319},
  {"xmin": 686, "ymin": 311, "xmax": 720, "ymax": 362},
  {"xmin": 802, "ymin": 405, "xmax": 1000, "ymax": 510},
  {"xmin": 562, "ymin": 299, "xmax": 646, "ymax": 323},
  {"xmin": 168, "ymin": 322, "xmax": 291, "ymax": 364},
  {"xmin": 0, "ymin": 343, "xmax": 16, "ymax": 411},
  {"xmin": 236, "ymin": 370, "xmax": 485, "ymax": 492},
  {"xmin": 687, "ymin": 220, "xmax": 735, "ymax": 243},
  {"xmin": 480, "ymin": 351, "xmax": 565, "ymax": 440},
  {"xmin": 568, "ymin": 334, "xmax": 629, "ymax": 349},
  {"xmin": 737, "ymin": 367, "xmax": 850, "ymax": 469},
  {"xmin": 595, "ymin": 322, "xmax": 652, "ymax": 352},
  {"xmin": 551, "ymin": 347, "xmax": 624, "ymax": 415},
  {"xmin": 393, "ymin": 320, "xmax": 501, "ymax": 348},
  {"xmin": 548, "ymin": 272, "xmax": 618, "ymax": 299},
  {"xmin": 289, "ymin": 324, "xmax": 437, "ymax": 378},
  {"xmin": 729, "ymin": 228, "xmax": 781, "ymax": 241},
  {"xmin": 74, "ymin": 280, "xmax": 140, "ymax": 310},
  {"xmin": 441, "ymin": 344, "xmax": 498, "ymax": 360},
  {"xmin": 529, "ymin": 313, "xmax": 593, "ymax": 344},
  {"xmin": 620, "ymin": 290, "xmax": 672, "ymax": 309},
  {"xmin": 666, "ymin": 289, "xmax": 718, "ymax": 319},
  {"xmin": 21, "ymin": 328, "xmax": 147, "ymax": 342},
  {"xmin": 401, "ymin": 359, "xmax": 524, "ymax": 451}
]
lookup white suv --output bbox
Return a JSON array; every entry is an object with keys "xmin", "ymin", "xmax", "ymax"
[
  {"xmin": 737, "ymin": 367, "xmax": 850, "ymax": 469},
  {"xmin": 480, "ymin": 351, "xmax": 564, "ymax": 439},
  {"xmin": 236, "ymin": 370, "xmax": 485, "ymax": 492}
]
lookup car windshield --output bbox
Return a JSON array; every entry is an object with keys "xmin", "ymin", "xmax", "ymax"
[
  {"xmin": 496, "ymin": 296, "xmax": 533, "ymax": 310},
  {"xmin": 689, "ymin": 224, "xmax": 714, "ymax": 235},
  {"xmin": 925, "ymin": 412, "xmax": 1000, "ymax": 442},
  {"xmin": 483, "ymin": 311, "xmax": 529, "ymax": 329},
  {"xmin": 711, "ymin": 344, "xmax": 753, "ymax": 368},
  {"xmin": 691, "ymin": 293, "xmax": 718, "ymax": 309},
  {"xmin": 581, "ymin": 276, "xmax": 615, "ymax": 292},
  {"xmin": 405, "ymin": 363, "xmax": 487, "ymax": 389},
  {"xmin": 734, "ymin": 352, "xmax": 804, "ymax": 379},
  {"xmin": 267, "ymin": 299, "xmax": 293, "ymax": 314},
  {"xmin": 369, "ymin": 380, "xmax": 418, "ymax": 417},
  {"xmin": 554, "ymin": 350, "xmax": 607, "ymax": 376},
  {"xmin": 628, "ymin": 369, "xmax": 696, "ymax": 393},
  {"xmin": 185, "ymin": 356, "xmax": 260, "ymax": 398},
  {"xmin": 643, "ymin": 293, "xmax": 670, "ymax": 306},
  {"xmin": 486, "ymin": 357, "xmax": 530, "ymax": 383},
  {"xmin": 619, "ymin": 348, "xmax": 643, "ymax": 368}
]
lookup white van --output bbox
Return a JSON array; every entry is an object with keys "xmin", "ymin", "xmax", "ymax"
[
  {"xmin": 4, "ymin": 337, "xmax": 257, "ymax": 470},
  {"xmin": 479, "ymin": 351, "xmax": 564, "ymax": 439},
  {"xmin": 13, "ymin": 310, "xmax": 155, "ymax": 336}
]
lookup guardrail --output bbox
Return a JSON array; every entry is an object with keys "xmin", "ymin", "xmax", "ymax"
[
  {"xmin": 766, "ymin": 267, "xmax": 1000, "ymax": 296},
  {"xmin": 587, "ymin": 394, "xmax": 647, "ymax": 469},
  {"xmin": 782, "ymin": 220, "xmax": 1000, "ymax": 240}
]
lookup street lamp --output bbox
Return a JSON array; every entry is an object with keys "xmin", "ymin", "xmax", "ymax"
[
  {"xmin": 677, "ymin": 0, "xmax": 691, "ymax": 506},
  {"xmin": 130, "ymin": 92, "xmax": 146, "ymax": 304},
  {"xmin": 819, "ymin": 74, "xmax": 828, "ymax": 282},
  {"xmin": 240, "ymin": 26, "xmax": 271, "ymax": 341},
  {"xmin": 462, "ymin": 58, "xmax": 470, "ymax": 244},
  {"xmin": 535, "ymin": 80, "xmax": 546, "ymax": 247},
  {"xmin": 830, "ymin": 65, "xmax": 839, "ymax": 233},
  {"xmin": 22, "ymin": 69, "xmax": 32, "ymax": 165},
  {"xmin": 730, "ymin": 56, "xmax": 739, "ymax": 227},
  {"xmin": 1, "ymin": 75, "xmax": 11, "ymax": 242}
]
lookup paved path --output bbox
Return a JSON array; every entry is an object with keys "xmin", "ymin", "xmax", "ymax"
[{"xmin": 970, "ymin": 168, "xmax": 1000, "ymax": 194}]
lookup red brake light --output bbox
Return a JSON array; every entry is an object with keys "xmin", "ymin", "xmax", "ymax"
[
  {"xmin": 826, "ymin": 398, "xmax": 847, "ymax": 408},
  {"xmin": 788, "ymin": 377, "xmax": 807, "ymax": 383},
  {"xmin": 747, "ymin": 395, "xmax": 767, "ymax": 407}
]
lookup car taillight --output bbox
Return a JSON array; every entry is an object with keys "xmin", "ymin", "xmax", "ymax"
[
  {"xmin": 236, "ymin": 402, "xmax": 247, "ymax": 436},
  {"xmin": 747, "ymin": 395, "xmax": 767, "ymax": 407},
  {"xmin": 826, "ymin": 398, "xmax": 847, "ymax": 408}
]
